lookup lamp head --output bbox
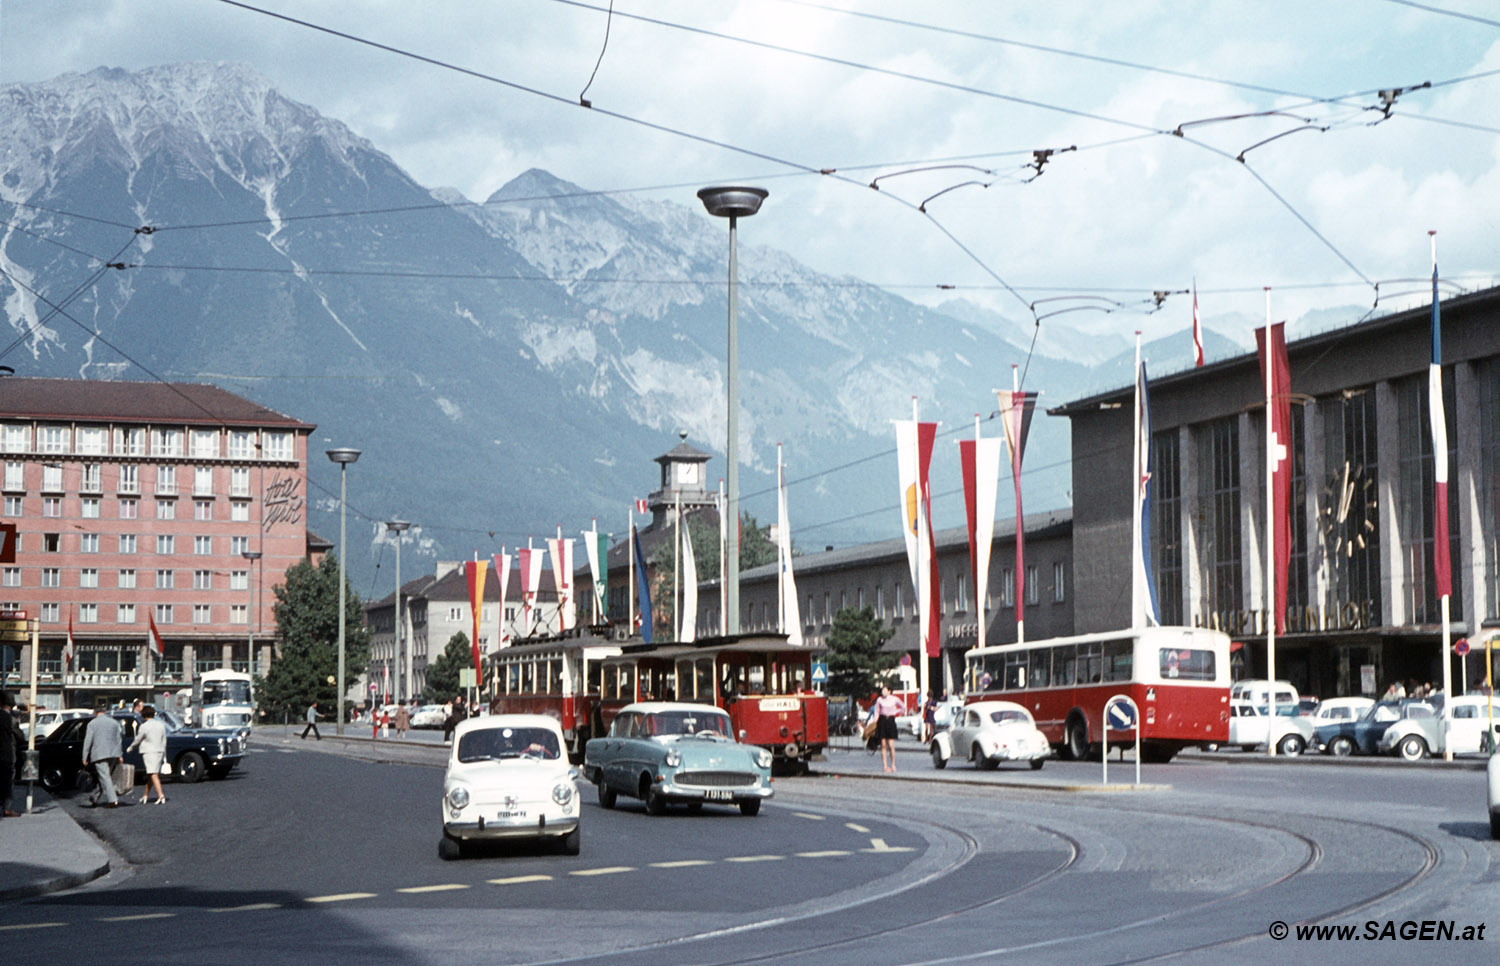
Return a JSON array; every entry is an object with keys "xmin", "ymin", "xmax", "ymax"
[
  {"xmin": 326, "ymin": 447, "xmax": 362, "ymax": 465},
  {"xmin": 697, "ymin": 186, "xmax": 768, "ymax": 219},
  {"xmin": 385, "ymin": 520, "xmax": 411, "ymax": 533}
]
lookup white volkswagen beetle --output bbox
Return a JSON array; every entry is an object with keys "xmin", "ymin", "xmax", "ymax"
[
  {"xmin": 930, "ymin": 700, "xmax": 1051, "ymax": 770},
  {"xmin": 440, "ymin": 714, "xmax": 580, "ymax": 859}
]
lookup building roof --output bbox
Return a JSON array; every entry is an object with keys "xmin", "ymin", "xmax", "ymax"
[
  {"xmin": 0, "ymin": 377, "xmax": 314, "ymax": 429},
  {"xmin": 654, "ymin": 439, "xmax": 713, "ymax": 466}
]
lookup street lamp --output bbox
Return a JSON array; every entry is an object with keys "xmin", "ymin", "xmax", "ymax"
[
  {"xmin": 326, "ymin": 447, "xmax": 361, "ymax": 734},
  {"xmin": 696, "ymin": 186, "xmax": 767, "ymax": 635},
  {"xmin": 241, "ymin": 550, "xmax": 261, "ymax": 678},
  {"xmin": 386, "ymin": 520, "xmax": 410, "ymax": 705}
]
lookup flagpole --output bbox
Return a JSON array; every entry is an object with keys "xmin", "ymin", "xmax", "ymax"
[
  {"xmin": 1264, "ymin": 287, "xmax": 1277, "ymax": 756},
  {"xmin": 974, "ymin": 414, "xmax": 986, "ymax": 655},
  {"xmin": 1432, "ymin": 230, "xmax": 1453, "ymax": 760},
  {"xmin": 914, "ymin": 397, "xmax": 928, "ymax": 711},
  {"xmin": 718, "ymin": 479, "xmax": 727, "ymax": 636},
  {"xmin": 1131, "ymin": 333, "xmax": 1144, "ymax": 630},
  {"xmin": 628, "ymin": 507, "xmax": 635, "ymax": 636},
  {"xmin": 674, "ymin": 493, "xmax": 682, "ymax": 642},
  {"xmin": 776, "ymin": 444, "xmax": 785, "ymax": 635},
  {"xmin": 1011, "ymin": 365, "xmax": 1025, "ymax": 646}
]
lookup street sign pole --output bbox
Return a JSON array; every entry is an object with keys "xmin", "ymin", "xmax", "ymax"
[
  {"xmin": 1102, "ymin": 694, "xmax": 1141, "ymax": 787},
  {"xmin": 26, "ymin": 616, "xmax": 38, "ymax": 814}
]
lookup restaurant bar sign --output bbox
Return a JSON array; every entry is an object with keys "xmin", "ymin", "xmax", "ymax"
[
  {"xmin": 1204, "ymin": 599, "xmax": 1379, "ymax": 635},
  {"xmin": 0, "ymin": 609, "xmax": 28, "ymax": 642}
]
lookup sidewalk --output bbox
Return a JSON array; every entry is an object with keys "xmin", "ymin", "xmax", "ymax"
[{"xmin": 0, "ymin": 785, "xmax": 111, "ymax": 901}]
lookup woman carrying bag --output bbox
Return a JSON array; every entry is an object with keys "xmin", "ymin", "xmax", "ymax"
[{"xmin": 128, "ymin": 705, "xmax": 169, "ymax": 805}]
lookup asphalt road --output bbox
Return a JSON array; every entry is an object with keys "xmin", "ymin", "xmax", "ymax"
[{"xmin": 2, "ymin": 733, "xmax": 1497, "ymax": 965}]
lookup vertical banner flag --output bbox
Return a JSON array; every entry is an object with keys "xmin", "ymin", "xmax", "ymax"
[
  {"xmin": 382, "ymin": 662, "xmax": 390, "ymax": 703},
  {"xmin": 1429, "ymin": 244, "xmax": 1451, "ymax": 599},
  {"xmin": 518, "ymin": 544, "xmax": 543, "ymax": 635},
  {"xmin": 492, "ymin": 550, "xmax": 512, "ymax": 649},
  {"xmin": 465, "ymin": 557, "xmax": 488, "ymax": 680},
  {"xmin": 635, "ymin": 498, "xmax": 648, "ymax": 514},
  {"xmin": 777, "ymin": 444, "xmax": 803, "ymax": 645},
  {"xmin": 1192, "ymin": 281, "xmax": 1204, "ymax": 367},
  {"xmin": 680, "ymin": 508, "xmax": 699, "ymax": 643},
  {"xmin": 631, "ymin": 524, "xmax": 654, "ymax": 643},
  {"xmin": 64, "ymin": 611, "xmax": 76, "ymax": 671},
  {"xmin": 147, "ymin": 609, "xmax": 165, "ymax": 658},
  {"xmin": 546, "ymin": 533, "xmax": 576, "ymax": 631},
  {"xmin": 895, "ymin": 416, "xmax": 941, "ymax": 657},
  {"xmin": 959, "ymin": 429, "xmax": 1003, "ymax": 649},
  {"xmin": 1135, "ymin": 359, "xmax": 1161, "ymax": 626},
  {"xmin": 996, "ymin": 390, "xmax": 1036, "ymax": 633},
  {"xmin": 582, "ymin": 526, "xmax": 608, "ymax": 624},
  {"xmin": 1255, "ymin": 322, "xmax": 1292, "ymax": 634}
]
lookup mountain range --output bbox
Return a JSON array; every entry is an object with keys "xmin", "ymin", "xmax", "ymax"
[{"xmin": 0, "ymin": 62, "xmax": 1325, "ymax": 595}]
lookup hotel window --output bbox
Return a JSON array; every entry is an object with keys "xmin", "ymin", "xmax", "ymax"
[
  {"xmin": 77, "ymin": 427, "xmax": 106, "ymax": 456},
  {"xmin": 80, "ymin": 533, "xmax": 99, "ymax": 553},
  {"xmin": 156, "ymin": 465, "xmax": 176, "ymax": 496},
  {"xmin": 228, "ymin": 430, "xmax": 255, "ymax": 460},
  {"xmin": 39, "ymin": 425, "xmax": 68, "ymax": 454},
  {"xmin": 194, "ymin": 536, "xmax": 212, "ymax": 555},
  {"xmin": 263, "ymin": 431, "xmax": 293, "ymax": 461},
  {"xmin": 41, "ymin": 603, "xmax": 58, "ymax": 623},
  {"xmin": 79, "ymin": 603, "xmax": 98, "ymax": 623},
  {"xmin": 155, "ymin": 570, "xmax": 175, "ymax": 590},
  {"xmin": 156, "ymin": 499, "xmax": 175, "ymax": 521},
  {"xmin": 193, "ymin": 604, "xmax": 212, "ymax": 624},
  {"xmin": 42, "ymin": 497, "xmax": 61, "ymax": 517},
  {"xmin": 3, "ymin": 462, "xmax": 22, "ymax": 490},
  {"xmin": 119, "ymin": 534, "xmax": 137, "ymax": 554},
  {"xmin": 1397, "ymin": 373, "xmax": 1462, "ymax": 622},
  {"xmin": 41, "ymin": 568, "xmax": 60, "ymax": 588},
  {"xmin": 1, "ymin": 568, "xmax": 18, "ymax": 587},
  {"xmin": 191, "ymin": 430, "xmax": 218, "ymax": 459},
  {"xmin": 1053, "ymin": 562, "xmax": 1066, "ymax": 602},
  {"xmin": 80, "ymin": 568, "xmax": 99, "ymax": 589},
  {"xmin": 82, "ymin": 497, "xmax": 100, "ymax": 518},
  {"xmin": 114, "ymin": 427, "xmax": 145, "ymax": 456},
  {"xmin": 42, "ymin": 464, "xmax": 62, "ymax": 492},
  {"xmin": 1, "ymin": 424, "xmax": 27, "ymax": 453},
  {"xmin": 230, "ymin": 570, "xmax": 248, "ymax": 592},
  {"xmin": 81, "ymin": 463, "xmax": 101, "ymax": 492},
  {"xmin": 1002, "ymin": 568, "xmax": 1014, "ymax": 607},
  {"xmin": 151, "ymin": 428, "xmax": 183, "ymax": 457},
  {"xmin": 118, "ymin": 569, "xmax": 136, "ymax": 589},
  {"xmin": 231, "ymin": 536, "xmax": 249, "ymax": 555},
  {"xmin": 154, "ymin": 604, "xmax": 172, "ymax": 624},
  {"xmin": 195, "ymin": 500, "xmax": 212, "ymax": 521},
  {"xmin": 118, "ymin": 464, "xmax": 139, "ymax": 494},
  {"xmin": 230, "ymin": 467, "xmax": 251, "ymax": 497},
  {"xmin": 118, "ymin": 603, "xmax": 135, "ymax": 624},
  {"xmin": 3, "ymin": 497, "xmax": 20, "ymax": 516},
  {"xmin": 194, "ymin": 466, "xmax": 213, "ymax": 496},
  {"xmin": 194, "ymin": 570, "xmax": 212, "ymax": 590},
  {"xmin": 231, "ymin": 501, "xmax": 250, "ymax": 522},
  {"xmin": 119, "ymin": 498, "xmax": 137, "ymax": 519},
  {"xmin": 43, "ymin": 533, "xmax": 60, "ymax": 552},
  {"xmin": 231, "ymin": 604, "xmax": 248, "ymax": 625},
  {"xmin": 1026, "ymin": 565, "xmax": 1039, "ymax": 606},
  {"xmin": 156, "ymin": 535, "xmax": 175, "ymax": 555}
]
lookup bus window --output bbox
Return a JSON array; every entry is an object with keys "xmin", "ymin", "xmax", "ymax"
[
  {"xmin": 790, "ymin": 664, "xmax": 807, "ymax": 692},
  {"xmin": 1027, "ymin": 648, "xmax": 1051, "ymax": 689},
  {"xmin": 603, "ymin": 665, "xmax": 617, "ymax": 700},
  {"xmin": 748, "ymin": 663, "xmax": 766, "ymax": 693},
  {"xmin": 676, "ymin": 660, "xmax": 694, "ymax": 699},
  {"xmin": 1004, "ymin": 652, "xmax": 1027, "ymax": 690},
  {"xmin": 618, "ymin": 665, "xmax": 634, "ymax": 701},
  {"xmin": 982, "ymin": 653, "xmax": 1004, "ymax": 691},
  {"xmin": 508, "ymin": 663, "xmax": 520, "ymax": 694},
  {"xmin": 1103, "ymin": 639, "xmax": 1133, "ymax": 682},
  {"xmin": 548, "ymin": 659, "xmax": 563, "ymax": 694},
  {"xmin": 695, "ymin": 659, "xmax": 714, "ymax": 702},
  {"xmin": 1078, "ymin": 642, "xmax": 1103, "ymax": 684},
  {"xmin": 1159, "ymin": 648, "xmax": 1216, "ymax": 681},
  {"xmin": 1054, "ymin": 646, "xmax": 1076, "ymax": 687}
]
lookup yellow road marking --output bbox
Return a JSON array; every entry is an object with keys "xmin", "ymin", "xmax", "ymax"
[
  {"xmin": 650, "ymin": 860, "xmax": 712, "ymax": 868},
  {"xmin": 792, "ymin": 812, "xmax": 825, "ymax": 820},
  {"xmin": 845, "ymin": 822, "xmax": 869, "ymax": 833},
  {"xmin": 864, "ymin": 838, "xmax": 914, "ymax": 853},
  {"xmin": 397, "ymin": 884, "xmax": 471, "ymax": 894},
  {"xmin": 304, "ymin": 893, "xmax": 377, "ymax": 903},
  {"xmin": 0, "ymin": 922, "xmax": 65, "ymax": 931},
  {"xmin": 796, "ymin": 850, "xmax": 852, "ymax": 858},
  {"xmin": 208, "ymin": 903, "xmax": 282, "ymax": 913},
  {"xmin": 725, "ymin": 855, "xmax": 783, "ymax": 863},
  {"xmin": 97, "ymin": 913, "xmax": 176, "ymax": 922},
  {"xmin": 569, "ymin": 866, "xmax": 634, "ymax": 877},
  {"xmin": 489, "ymin": 874, "xmax": 553, "ymax": 885}
]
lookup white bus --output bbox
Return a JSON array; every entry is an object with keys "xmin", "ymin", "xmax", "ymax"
[{"xmin": 195, "ymin": 669, "xmax": 256, "ymax": 730}]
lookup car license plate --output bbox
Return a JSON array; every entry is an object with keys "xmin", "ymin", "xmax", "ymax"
[
  {"xmin": 495, "ymin": 811, "xmax": 527, "ymax": 820},
  {"xmin": 704, "ymin": 790, "xmax": 733, "ymax": 801}
]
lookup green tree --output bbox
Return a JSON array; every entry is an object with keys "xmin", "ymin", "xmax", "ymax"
[
  {"xmin": 423, "ymin": 631, "xmax": 473, "ymax": 703},
  {"xmin": 825, "ymin": 605, "xmax": 898, "ymax": 699},
  {"xmin": 257, "ymin": 554, "xmax": 371, "ymax": 721}
]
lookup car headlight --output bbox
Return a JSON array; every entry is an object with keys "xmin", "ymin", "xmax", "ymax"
[
  {"xmin": 755, "ymin": 748, "xmax": 772, "ymax": 769},
  {"xmin": 663, "ymin": 749, "xmax": 681, "ymax": 767},
  {"xmin": 552, "ymin": 782, "xmax": 575, "ymax": 806},
  {"xmin": 445, "ymin": 785, "xmax": 470, "ymax": 810}
]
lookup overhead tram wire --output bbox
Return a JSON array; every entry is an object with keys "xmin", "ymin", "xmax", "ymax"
[
  {"xmin": 1377, "ymin": 0, "xmax": 1500, "ymax": 28},
  {"xmin": 0, "ymin": 234, "xmax": 141, "ymax": 363}
]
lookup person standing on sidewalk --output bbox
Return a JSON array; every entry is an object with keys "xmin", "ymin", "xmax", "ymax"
[
  {"xmin": 394, "ymin": 703, "xmax": 410, "ymax": 740},
  {"xmin": 300, "ymin": 702, "xmax": 322, "ymax": 740},
  {"xmin": 1, "ymin": 691, "xmax": 24, "ymax": 818},
  {"xmin": 127, "ymin": 705, "xmax": 169, "ymax": 805},
  {"xmin": 872, "ymin": 684, "xmax": 905, "ymax": 773},
  {"xmin": 81, "ymin": 707, "xmax": 123, "ymax": 808}
]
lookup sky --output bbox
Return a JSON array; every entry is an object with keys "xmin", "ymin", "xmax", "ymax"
[{"xmin": 2, "ymin": 0, "xmax": 1498, "ymax": 349}]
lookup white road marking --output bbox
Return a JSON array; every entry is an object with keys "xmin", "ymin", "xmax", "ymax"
[
  {"xmin": 795, "ymin": 850, "xmax": 852, "ymax": 858},
  {"xmin": 845, "ymin": 822, "xmax": 870, "ymax": 833},
  {"xmin": 397, "ymin": 884, "xmax": 470, "ymax": 894},
  {"xmin": 650, "ymin": 860, "xmax": 713, "ymax": 868},
  {"xmin": 97, "ymin": 913, "xmax": 176, "ymax": 922},
  {"xmin": 725, "ymin": 855, "xmax": 784, "ymax": 863},
  {"xmin": 208, "ymin": 903, "xmax": 282, "ymax": 913},
  {"xmin": 569, "ymin": 866, "xmax": 634, "ymax": 877},
  {"xmin": 304, "ymin": 893, "xmax": 377, "ymax": 903},
  {"xmin": 0, "ymin": 922, "xmax": 65, "ymax": 931},
  {"xmin": 864, "ymin": 838, "xmax": 914, "ymax": 853},
  {"xmin": 489, "ymin": 874, "xmax": 553, "ymax": 885},
  {"xmin": 792, "ymin": 812, "xmax": 825, "ymax": 820}
]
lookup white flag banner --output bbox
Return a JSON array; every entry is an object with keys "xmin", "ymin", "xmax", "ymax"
[
  {"xmin": 895, "ymin": 420, "xmax": 923, "ymax": 596},
  {"xmin": 582, "ymin": 529, "xmax": 603, "ymax": 623},
  {"xmin": 967, "ymin": 436, "xmax": 1003, "ymax": 648},
  {"xmin": 680, "ymin": 513, "xmax": 698, "ymax": 643},
  {"xmin": 492, "ymin": 550, "xmax": 512, "ymax": 649},
  {"xmin": 777, "ymin": 446, "xmax": 803, "ymax": 645},
  {"xmin": 546, "ymin": 536, "xmax": 576, "ymax": 631},
  {"xmin": 519, "ymin": 545, "xmax": 545, "ymax": 635}
]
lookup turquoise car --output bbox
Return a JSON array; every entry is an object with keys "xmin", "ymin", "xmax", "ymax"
[{"xmin": 583, "ymin": 702, "xmax": 773, "ymax": 816}]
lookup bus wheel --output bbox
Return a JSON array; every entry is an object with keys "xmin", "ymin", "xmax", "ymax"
[{"xmin": 1065, "ymin": 718, "xmax": 1089, "ymax": 761}]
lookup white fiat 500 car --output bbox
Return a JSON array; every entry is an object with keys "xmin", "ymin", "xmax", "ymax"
[
  {"xmin": 440, "ymin": 714, "xmax": 580, "ymax": 859},
  {"xmin": 930, "ymin": 700, "xmax": 1051, "ymax": 770}
]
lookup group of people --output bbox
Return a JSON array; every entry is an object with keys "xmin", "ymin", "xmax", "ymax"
[
  {"xmin": 1382, "ymin": 680, "xmax": 1441, "ymax": 700},
  {"xmin": 1, "ymin": 694, "xmax": 170, "ymax": 813},
  {"xmin": 298, "ymin": 694, "xmax": 470, "ymax": 742}
]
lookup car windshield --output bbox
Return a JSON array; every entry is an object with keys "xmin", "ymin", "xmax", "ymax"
[
  {"xmin": 1364, "ymin": 702, "xmax": 1400, "ymax": 723},
  {"xmin": 649, "ymin": 710, "xmax": 732, "ymax": 738},
  {"xmin": 156, "ymin": 708, "xmax": 185, "ymax": 732},
  {"xmin": 988, "ymin": 709, "xmax": 1029, "ymax": 725},
  {"xmin": 456, "ymin": 727, "xmax": 561, "ymax": 762}
]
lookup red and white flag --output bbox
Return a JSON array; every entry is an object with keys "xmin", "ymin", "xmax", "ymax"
[
  {"xmin": 960, "ymin": 428, "xmax": 1003, "ymax": 649},
  {"xmin": 465, "ymin": 558, "xmax": 488, "ymax": 679},
  {"xmin": 147, "ymin": 610, "xmax": 165, "ymax": 658},
  {"xmin": 996, "ymin": 390, "xmax": 1036, "ymax": 632},
  {"xmin": 1429, "ymin": 243, "xmax": 1451, "ymax": 599},
  {"xmin": 1192, "ymin": 281, "xmax": 1204, "ymax": 367},
  {"xmin": 1256, "ymin": 321, "xmax": 1292, "ymax": 634},
  {"xmin": 492, "ymin": 550, "xmax": 512, "ymax": 648},
  {"xmin": 518, "ymin": 545, "xmax": 544, "ymax": 634},
  {"xmin": 634, "ymin": 498, "xmax": 648, "ymax": 514},
  {"xmin": 895, "ymin": 414, "xmax": 940, "ymax": 658},
  {"xmin": 64, "ymin": 612, "xmax": 75, "ymax": 671},
  {"xmin": 546, "ymin": 534, "xmax": 576, "ymax": 631}
]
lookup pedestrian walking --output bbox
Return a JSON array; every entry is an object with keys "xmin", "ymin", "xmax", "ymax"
[
  {"xmin": 1, "ymin": 691, "xmax": 24, "ymax": 818},
  {"xmin": 127, "ymin": 705, "xmax": 169, "ymax": 805},
  {"xmin": 921, "ymin": 689, "xmax": 938, "ymax": 744},
  {"xmin": 395, "ymin": 703, "xmax": 410, "ymax": 739},
  {"xmin": 300, "ymin": 702, "xmax": 322, "ymax": 740},
  {"xmin": 872, "ymin": 684, "xmax": 905, "ymax": 773},
  {"xmin": 81, "ymin": 706, "xmax": 124, "ymax": 808}
]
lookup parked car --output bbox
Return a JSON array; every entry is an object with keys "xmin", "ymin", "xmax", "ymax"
[
  {"xmin": 583, "ymin": 701, "xmax": 773, "ymax": 816},
  {"xmin": 1377, "ymin": 695, "xmax": 1500, "ymax": 760},
  {"xmin": 412, "ymin": 704, "xmax": 447, "ymax": 729},
  {"xmin": 1488, "ymin": 747, "xmax": 1500, "ymax": 839},
  {"xmin": 1317, "ymin": 699, "xmax": 1437, "ymax": 757},
  {"xmin": 1308, "ymin": 696, "xmax": 1374, "ymax": 729},
  {"xmin": 439, "ymin": 714, "xmax": 579, "ymax": 859},
  {"xmin": 1311, "ymin": 697, "xmax": 1378, "ymax": 755},
  {"xmin": 37, "ymin": 710, "xmax": 249, "ymax": 792},
  {"xmin": 930, "ymin": 700, "xmax": 1050, "ymax": 770},
  {"xmin": 18, "ymin": 708, "xmax": 91, "ymax": 741},
  {"xmin": 1227, "ymin": 702, "xmax": 1315, "ymax": 755}
]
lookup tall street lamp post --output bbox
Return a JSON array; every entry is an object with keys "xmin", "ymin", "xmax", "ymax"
[
  {"xmin": 386, "ymin": 520, "xmax": 410, "ymax": 705},
  {"xmin": 241, "ymin": 550, "xmax": 262, "ymax": 678},
  {"xmin": 326, "ymin": 447, "xmax": 361, "ymax": 734},
  {"xmin": 696, "ymin": 186, "xmax": 767, "ymax": 635}
]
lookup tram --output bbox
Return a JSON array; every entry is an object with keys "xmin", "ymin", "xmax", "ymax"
[{"xmin": 488, "ymin": 628, "xmax": 621, "ymax": 758}]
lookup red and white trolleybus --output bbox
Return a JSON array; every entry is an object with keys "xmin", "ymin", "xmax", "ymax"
[
  {"xmin": 488, "ymin": 629, "xmax": 621, "ymax": 758},
  {"xmin": 964, "ymin": 626, "xmax": 1231, "ymax": 762}
]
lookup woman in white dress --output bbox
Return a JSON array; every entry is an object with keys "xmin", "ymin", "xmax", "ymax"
[{"xmin": 128, "ymin": 705, "xmax": 169, "ymax": 804}]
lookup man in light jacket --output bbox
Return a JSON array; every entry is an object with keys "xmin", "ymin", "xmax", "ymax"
[{"xmin": 81, "ymin": 707, "xmax": 124, "ymax": 807}]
